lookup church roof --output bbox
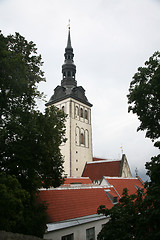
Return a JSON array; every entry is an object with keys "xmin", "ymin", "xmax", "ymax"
[
  {"xmin": 39, "ymin": 177, "xmax": 144, "ymax": 224},
  {"xmin": 82, "ymin": 159, "xmax": 121, "ymax": 182}
]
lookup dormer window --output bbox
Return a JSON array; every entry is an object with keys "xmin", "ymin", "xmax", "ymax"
[{"xmin": 104, "ymin": 190, "xmax": 118, "ymax": 204}]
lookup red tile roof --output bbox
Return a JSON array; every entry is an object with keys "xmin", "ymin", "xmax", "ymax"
[
  {"xmin": 63, "ymin": 177, "xmax": 92, "ymax": 185},
  {"xmin": 82, "ymin": 160, "xmax": 121, "ymax": 181},
  {"xmin": 39, "ymin": 177, "xmax": 144, "ymax": 223},
  {"xmin": 39, "ymin": 187, "xmax": 114, "ymax": 223},
  {"xmin": 104, "ymin": 177, "xmax": 144, "ymax": 197}
]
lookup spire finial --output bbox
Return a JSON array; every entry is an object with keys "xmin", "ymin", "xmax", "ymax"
[
  {"xmin": 67, "ymin": 19, "xmax": 71, "ymax": 30},
  {"xmin": 66, "ymin": 20, "xmax": 72, "ymax": 49}
]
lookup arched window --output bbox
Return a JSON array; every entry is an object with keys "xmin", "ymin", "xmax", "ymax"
[
  {"xmin": 85, "ymin": 110, "xmax": 88, "ymax": 120},
  {"xmin": 85, "ymin": 130, "xmax": 89, "ymax": 148},
  {"xmin": 80, "ymin": 133, "xmax": 84, "ymax": 145},
  {"xmin": 75, "ymin": 127, "xmax": 80, "ymax": 145},
  {"xmin": 62, "ymin": 106, "xmax": 64, "ymax": 112},
  {"xmin": 75, "ymin": 106, "xmax": 79, "ymax": 116},
  {"xmin": 80, "ymin": 108, "xmax": 83, "ymax": 118},
  {"xmin": 80, "ymin": 128, "xmax": 85, "ymax": 145}
]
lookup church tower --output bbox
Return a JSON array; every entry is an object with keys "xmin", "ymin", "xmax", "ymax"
[{"xmin": 46, "ymin": 27, "xmax": 93, "ymax": 177}]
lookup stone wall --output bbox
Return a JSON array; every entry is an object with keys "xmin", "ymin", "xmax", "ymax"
[{"xmin": 0, "ymin": 231, "xmax": 46, "ymax": 240}]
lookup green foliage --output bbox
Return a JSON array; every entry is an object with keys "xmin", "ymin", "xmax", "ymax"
[
  {"xmin": 0, "ymin": 173, "xmax": 48, "ymax": 238},
  {"xmin": 0, "ymin": 31, "xmax": 66, "ymax": 236},
  {"xmin": 97, "ymin": 189, "xmax": 146, "ymax": 240},
  {"xmin": 98, "ymin": 51, "xmax": 160, "ymax": 240},
  {"xmin": 144, "ymin": 154, "xmax": 160, "ymax": 240},
  {"xmin": 0, "ymin": 173, "xmax": 29, "ymax": 232},
  {"xmin": 127, "ymin": 51, "xmax": 160, "ymax": 144}
]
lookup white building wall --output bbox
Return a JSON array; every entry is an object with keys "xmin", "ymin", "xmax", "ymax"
[
  {"xmin": 51, "ymin": 97, "xmax": 93, "ymax": 177},
  {"xmin": 44, "ymin": 217, "xmax": 109, "ymax": 240}
]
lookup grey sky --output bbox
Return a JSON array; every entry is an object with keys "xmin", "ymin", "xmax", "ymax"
[{"xmin": 1, "ymin": 0, "xmax": 160, "ymax": 180}]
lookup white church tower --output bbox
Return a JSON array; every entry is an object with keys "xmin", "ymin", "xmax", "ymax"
[{"xmin": 46, "ymin": 27, "xmax": 93, "ymax": 177}]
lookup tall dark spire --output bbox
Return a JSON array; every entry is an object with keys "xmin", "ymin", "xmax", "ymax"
[
  {"xmin": 46, "ymin": 25, "xmax": 92, "ymax": 107},
  {"xmin": 61, "ymin": 26, "xmax": 77, "ymax": 89}
]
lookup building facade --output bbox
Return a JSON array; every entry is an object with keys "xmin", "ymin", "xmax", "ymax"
[{"xmin": 46, "ymin": 28, "xmax": 93, "ymax": 177}]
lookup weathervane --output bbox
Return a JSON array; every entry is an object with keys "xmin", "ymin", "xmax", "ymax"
[
  {"xmin": 67, "ymin": 19, "xmax": 71, "ymax": 30},
  {"xmin": 120, "ymin": 146, "xmax": 123, "ymax": 154}
]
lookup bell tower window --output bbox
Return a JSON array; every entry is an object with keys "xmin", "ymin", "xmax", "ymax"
[
  {"xmin": 80, "ymin": 133, "xmax": 84, "ymax": 145},
  {"xmin": 80, "ymin": 108, "xmax": 83, "ymax": 118},
  {"xmin": 85, "ymin": 110, "xmax": 88, "ymax": 120}
]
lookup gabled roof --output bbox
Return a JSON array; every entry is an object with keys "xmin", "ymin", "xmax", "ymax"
[
  {"xmin": 39, "ymin": 187, "xmax": 114, "ymax": 223},
  {"xmin": 63, "ymin": 177, "xmax": 92, "ymax": 185},
  {"xmin": 102, "ymin": 177, "xmax": 144, "ymax": 197},
  {"xmin": 82, "ymin": 160, "xmax": 121, "ymax": 181}
]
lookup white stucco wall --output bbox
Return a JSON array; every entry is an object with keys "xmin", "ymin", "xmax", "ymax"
[{"xmin": 44, "ymin": 215, "xmax": 109, "ymax": 240}]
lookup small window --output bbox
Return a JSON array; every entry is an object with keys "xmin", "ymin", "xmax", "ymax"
[
  {"xmin": 80, "ymin": 108, "xmax": 83, "ymax": 118},
  {"xmin": 113, "ymin": 196, "xmax": 118, "ymax": 204},
  {"xmin": 86, "ymin": 227, "xmax": 95, "ymax": 240},
  {"xmin": 85, "ymin": 110, "xmax": 88, "ymax": 120},
  {"xmin": 76, "ymin": 168, "xmax": 78, "ymax": 171},
  {"xmin": 62, "ymin": 233, "xmax": 73, "ymax": 240}
]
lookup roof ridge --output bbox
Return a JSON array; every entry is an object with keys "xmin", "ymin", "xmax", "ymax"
[
  {"xmin": 104, "ymin": 176, "xmax": 138, "ymax": 179},
  {"xmin": 40, "ymin": 185, "xmax": 113, "ymax": 191},
  {"xmin": 87, "ymin": 159, "xmax": 121, "ymax": 164}
]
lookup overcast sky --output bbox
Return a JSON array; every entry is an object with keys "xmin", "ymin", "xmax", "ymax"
[{"xmin": 1, "ymin": 0, "xmax": 160, "ymax": 180}]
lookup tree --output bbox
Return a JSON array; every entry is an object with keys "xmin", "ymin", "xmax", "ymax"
[
  {"xmin": 0, "ymin": 172, "xmax": 48, "ymax": 237},
  {"xmin": 127, "ymin": 51, "xmax": 160, "ymax": 146},
  {"xmin": 97, "ymin": 52, "xmax": 160, "ymax": 240},
  {"xmin": 0, "ymin": 31, "xmax": 66, "ymax": 236},
  {"xmin": 0, "ymin": 172, "xmax": 29, "ymax": 232},
  {"xmin": 144, "ymin": 154, "xmax": 160, "ymax": 240},
  {"xmin": 97, "ymin": 189, "xmax": 146, "ymax": 240},
  {"xmin": 127, "ymin": 51, "xmax": 160, "ymax": 238}
]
